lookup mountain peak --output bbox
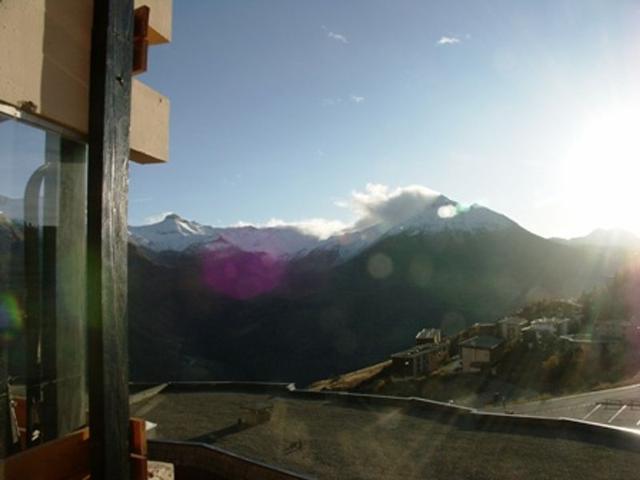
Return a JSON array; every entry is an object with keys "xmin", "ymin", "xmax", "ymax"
[
  {"xmin": 387, "ymin": 198, "xmax": 517, "ymax": 236},
  {"xmin": 162, "ymin": 213, "xmax": 183, "ymax": 221}
]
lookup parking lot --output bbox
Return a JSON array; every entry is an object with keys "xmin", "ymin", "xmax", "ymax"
[{"xmin": 498, "ymin": 384, "xmax": 640, "ymax": 429}]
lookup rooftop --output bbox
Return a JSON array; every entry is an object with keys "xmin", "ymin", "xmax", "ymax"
[
  {"xmin": 560, "ymin": 334, "xmax": 611, "ymax": 345},
  {"xmin": 416, "ymin": 328, "xmax": 440, "ymax": 339},
  {"xmin": 391, "ymin": 343, "xmax": 442, "ymax": 359},
  {"xmin": 531, "ymin": 317, "xmax": 572, "ymax": 325},
  {"xmin": 459, "ymin": 335, "xmax": 504, "ymax": 350},
  {"xmin": 132, "ymin": 389, "xmax": 640, "ymax": 480},
  {"xmin": 498, "ymin": 316, "xmax": 528, "ymax": 326}
]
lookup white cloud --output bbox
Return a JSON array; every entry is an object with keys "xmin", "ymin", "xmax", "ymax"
[
  {"xmin": 235, "ymin": 217, "xmax": 348, "ymax": 240},
  {"xmin": 266, "ymin": 218, "xmax": 349, "ymax": 239},
  {"xmin": 236, "ymin": 184, "xmax": 444, "ymax": 239},
  {"xmin": 327, "ymin": 31, "xmax": 348, "ymax": 43},
  {"xmin": 348, "ymin": 184, "xmax": 441, "ymax": 230},
  {"xmin": 322, "ymin": 95, "xmax": 365, "ymax": 107},
  {"xmin": 156, "ymin": 184, "xmax": 446, "ymax": 240},
  {"xmin": 143, "ymin": 211, "xmax": 175, "ymax": 224},
  {"xmin": 322, "ymin": 97, "xmax": 343, "ymax": 107},
  {"xmin": 437, "ymin": 36, "xmax": 461, "ymax": 45}
]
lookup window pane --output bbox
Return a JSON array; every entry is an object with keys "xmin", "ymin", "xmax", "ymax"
[{"xmin": 0, "ymin": 114, "xmax": 87, "ymax": 451}]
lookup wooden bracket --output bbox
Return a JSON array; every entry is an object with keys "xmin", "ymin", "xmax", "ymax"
[{"xmin": 133, "ymin": 6, "xmax": 150, "ymax": 76}]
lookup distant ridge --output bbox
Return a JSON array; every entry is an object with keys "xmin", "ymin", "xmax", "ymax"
[
  {"xmin": 129, "ymin": 193, "xmax": 518, "ymax": 261},
  {"xmin": 551, "ymin": 228, "xmax": 640, "ymax": 249}
]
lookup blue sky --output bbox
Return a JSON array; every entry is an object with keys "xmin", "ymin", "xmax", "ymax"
[{"xmin": 129, "ymin": 0, "xmax": 640, "ymax": 238}]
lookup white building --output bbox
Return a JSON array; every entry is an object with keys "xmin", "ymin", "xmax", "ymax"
[
  {"xmin": 532, "ymin": 317, "xmax": 572, "ymax": 335},
  {"xmin": 497, "ymin": 317, "xmax": 528, "ymax": 343},
  {"xmin": 416, "ymin": 328, "xmax": 442, "ymax": 345}
]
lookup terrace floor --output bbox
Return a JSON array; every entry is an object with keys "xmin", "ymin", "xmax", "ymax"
[{"xmin": 132, "ymin": 390, "xmax": 640, "ymax": 480}]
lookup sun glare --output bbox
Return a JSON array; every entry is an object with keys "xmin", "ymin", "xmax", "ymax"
[{"xmin": 561, "ymin": 102, "xmax": 640, "ymax": 234}]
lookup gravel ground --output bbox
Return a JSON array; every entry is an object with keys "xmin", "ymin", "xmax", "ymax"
[{"xmin": 133, "ymin": 391, "xmax": 640, "ymax": 480}]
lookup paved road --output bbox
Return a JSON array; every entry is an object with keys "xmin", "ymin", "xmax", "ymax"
[{"xmin": 491, "ymin": 383, "xmax": 640, "ymax": 429}]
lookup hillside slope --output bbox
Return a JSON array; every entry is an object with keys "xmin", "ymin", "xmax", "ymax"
[{"xmin": 128, "ymin": 225, "xmax": 630, "ymax": 384}]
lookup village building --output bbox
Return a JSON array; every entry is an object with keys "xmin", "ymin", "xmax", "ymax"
[
  {"xmin": 469, "ymin": 322, "xmax": 498, "ymax": 337},
  {"xmin": 497, "ymin": 317, "xmax": 528, "ymax": 343},
  {"xmin": 416, "ymin": 328, "xmax": 442, "ymax": 345},
  {"xmin": 460, "ymin": 335, "xmax": 505, "ymax": 373},
  {"xmin": 523, "ymin": 317, "xmax": 573, "ymax": 342},
  {"xmin": 390, "ymin": 343, "xmax": 449, "ymax": 377},
  {"xmin": 454, "ymin": 322, "xmax": 498, "ymax": 347}
]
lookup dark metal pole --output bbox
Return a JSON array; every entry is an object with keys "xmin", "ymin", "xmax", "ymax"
[{"xmin": 87, "ymin": 0, "xmax": 133, "ymax": 478}]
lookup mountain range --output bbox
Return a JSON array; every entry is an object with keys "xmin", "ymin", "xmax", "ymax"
[
  {"xmin": 2, "ymin": 192, "xmax": 637, "ymax": 384},
  {"xmin": 128, "ymin": 195, "xmax": 518, "ymax": 261},
  {"xmin": 124, "ymin": 195, "xmax": 636, "ymax": 384}
]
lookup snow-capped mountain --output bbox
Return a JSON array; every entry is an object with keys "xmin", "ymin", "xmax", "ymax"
[
  {"xmin": 129, "ymin": 214, "xmax": 217, "ymax": 251},
  {"xmin": 0, "ymin": 194, "xmax": 24, "ymax": 221},
  {"xmin": 0, "ymin": 194, "xmax": 60, "ymax": 226},
  {"xmin": 129, "ymin": 213, "xmax": 322, "ymax": 257},
  {"xmin": 383, "ymin": 195, "xmax": 516, "ymax": 236},
  {"xmin": 129, "ymin": 194, "xmax": 518, "ymax": 259}
]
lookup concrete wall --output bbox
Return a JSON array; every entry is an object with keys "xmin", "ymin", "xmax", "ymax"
[
  {"xmin": 0, "ymin": 0, "xmax": 171, "ymax": 164},
  {"xmin": 148, "ymin": 440, "xmax": 313, "ymax": 480},
  {"xmin": 134, "ymin": 381, "xmax": 640, "ymax": 457}
]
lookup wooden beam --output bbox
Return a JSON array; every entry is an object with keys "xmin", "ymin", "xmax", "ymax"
[
  {"xmin": 56, "ymin": 137, "xmax": 89, "ymax": 436},
  {"xmin": 133, "ymin": 6, "xmax": 150, "ymax": 76},
  {"xmin": 87, "ymin": 1, "xmax": 134, "ymax": 479}
]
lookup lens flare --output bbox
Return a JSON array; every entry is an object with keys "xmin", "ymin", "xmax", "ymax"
[
  {"xmin": 0, "ymin": 292, "xmax": 23, "ymax": 342},
  {"xmin": 437, "ymin": 203, "xmax": 470, "ymax": 219},
  {"xmin": 202, "ymin": 250, "xmax": 286, "ymax": 300},
  {"xmin": 367, "ymin": 253, "xmax": 393, "ymax": 279},
  {"xmin": 437, "ymin": 205, "xmax": 457, "ymax": 219}
]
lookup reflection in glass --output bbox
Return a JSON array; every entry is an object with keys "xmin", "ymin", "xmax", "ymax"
[{"xmin": 0, "ymin": 114, "xmax": 87, "ymax": 452}]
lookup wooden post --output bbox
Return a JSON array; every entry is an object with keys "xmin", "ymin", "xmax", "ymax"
[
  {"xmin": 87, "ymin": 1, "xmax": 133, "ymax": 479},
  {"xmin": 56, "ymin": 137, "xmax": 89, "ymax": 436}
]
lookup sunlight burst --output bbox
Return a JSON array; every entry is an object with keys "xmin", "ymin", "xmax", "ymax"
[{"xmin": 561, "ymin": 102, "xmax": 640, "ymax": 233}]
